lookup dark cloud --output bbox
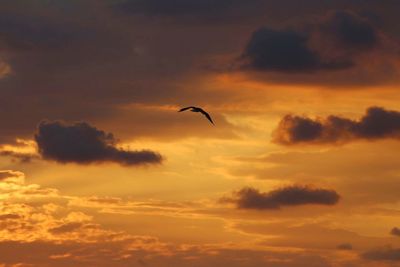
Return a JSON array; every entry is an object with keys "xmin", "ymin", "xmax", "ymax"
[
  {"xmin": 274, "ymin": 115, "xmax": 324, "ymax": 144},
  {"xmin": 240, "ymin": 27, "xmax": 352, "ymax": 72},
  {"xmin": 222, "ymin": 185, "xmax": 340, "ymax": 210},
  {"xmin": 273, "ymin": 107, "xmax": 400, "ymax": 145},
  {"xmin": 239, "ymin": 10, "xmax": 383, "ymax": 73},
  {"xmin": 362, "ymin": 246, "xmax": 400, "ymax": 261},
  {"xmin": 34, "ymin": 120, "xmax": 163, "ymax": 166},
  {"xmin": 390, "ymin": 227, "xmax": 400, "ymax": 237},
  {"xmin": 320, "ymin": 10, "xmax": 379, "ymax": 50},
  {"xmin": 337, "ymin": 243, "xmax": 353, "ymax": 250}
]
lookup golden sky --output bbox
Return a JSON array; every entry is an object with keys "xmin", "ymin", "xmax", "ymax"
[{"xmin": 1, "ymin": 1, "xmax": 400, "ymax": 266}]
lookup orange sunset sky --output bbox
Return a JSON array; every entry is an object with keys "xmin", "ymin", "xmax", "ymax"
[{"xmin": 1, "ymin": 0, "xmax": 400, "ymax": 266}]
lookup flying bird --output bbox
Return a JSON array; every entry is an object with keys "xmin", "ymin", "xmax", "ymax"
[{"xmin": 178, "ymin": 106, "xmax": 214, "ymax": 125}]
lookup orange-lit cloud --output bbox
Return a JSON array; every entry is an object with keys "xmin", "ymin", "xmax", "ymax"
[{"xmin": 0, "ymin": 170, "xmax": 353, "ymax": 266}]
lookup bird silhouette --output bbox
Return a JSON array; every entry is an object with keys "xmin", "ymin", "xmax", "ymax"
[{"xmin": 178, "ymin": 106, "xmax": 214, "ymax": 125}]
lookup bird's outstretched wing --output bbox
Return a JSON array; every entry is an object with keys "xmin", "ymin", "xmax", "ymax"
[
  {"xmin": 178, "ymin": 106, "xmax": 196, "ymax": 112},
  {"xmin": 200, "ymin": 109, "xmax": 214, "ymax": 125}
]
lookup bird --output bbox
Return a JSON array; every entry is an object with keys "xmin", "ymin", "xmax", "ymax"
[{"xmin": 178, "ymin": 106, "xmax": 214, "ymax": 125}]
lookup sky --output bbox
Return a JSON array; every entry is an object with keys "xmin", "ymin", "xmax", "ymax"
[{"xmin": 1, "ymin": 0, "xmax": 400, "ymax": 266}]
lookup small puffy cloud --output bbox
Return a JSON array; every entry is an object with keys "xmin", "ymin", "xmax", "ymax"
[
  {"xmin": 273, "ymin": 107, "xmax": 400, "ymax": 145},
  {"xmin": 34, "ymin": 120, "xmax": 163, "ymax": 166},
  {"xmin": 362, "ymin": 246, "xmax": 400, "ymax": 261},
  {"xmin": 221, "ymin": 185, "xmax": 340, "ymax": 210},
  {"xmin": 390, "ymin": 227, "xmax": 400, "ymax": 237},
  {"xmin": 337, "ymin": 243, "xmax": 353, "ymax": 250}
]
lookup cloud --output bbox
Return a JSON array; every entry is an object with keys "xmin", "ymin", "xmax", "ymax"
[
  {"xmin": 0, "ymin": 169, "xmax": 341, "ymax": 267},
  {"xmin": 0, "ymin": 139, "xmax": 38, "ymax": 163},
  {"xmin": 0, "ymin": 241, "xmax": 333, "ymax": 267},
  {"xmin": 0, "ymin": 213, "xmax": 22, "ymax": 221},
  {"xmin": 362, "ymin": 246, "xmax": 400, "ymax": 261},
  {"xmin": 0, "ymin": 169, "xmax": 173, "ymax": 264},
  {"xmin": 221, "ymin": 185, "xmax": 340, "ymax": 210},
  {"xmin": 0, "ymin": 170, "xmax": 23, "ymax": 180},
  {"xmin": 233, "ymin": 220, "xmax": 386, "ymax": 251},
  {"xmin": 319, "ymin": 10, "xmax": 379, "ymax": 50},
  {"xmin": 273, "ymin": 107, "xmax": 400, "ymax": 145},
  {"xmin": 390, "ymin": 227, "xmax": 400, "ymax": 237},
  {"xmin": 49, "ymin": 222, "xmax": 84, "ymax": 235},
  {"xmin": 0, "ymin": 150, "xmax": 37, "ymax": 163},
  {"xmin": 239, "ymin": 10, "xmax": 382, "ymax": 73},
  {"xmin": 240, "ymin": 27, "xmax": 352, "ymax": 72},
  {"xmin": 34, "ymin": 120, "xmax": 163, "ymax": 166},
  {"xmin": 337, "ymin": 243, "xmax": 353, "ymax": 250}
]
